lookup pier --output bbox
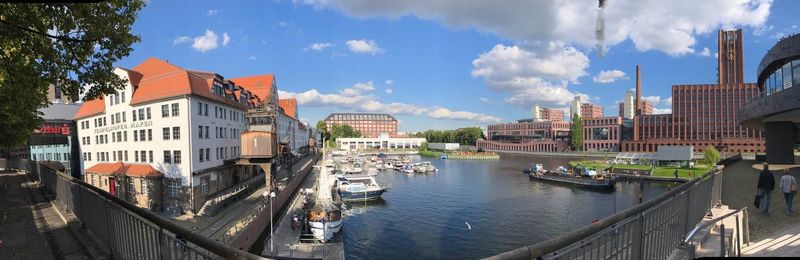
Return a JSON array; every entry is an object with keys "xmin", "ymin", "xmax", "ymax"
[{"xmin": 263, "ymin": 157, "xmax": 344, "ymax": 259}]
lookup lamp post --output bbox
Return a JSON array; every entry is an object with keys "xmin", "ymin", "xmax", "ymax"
[{"xmin": 268, "ymin": 191, "xmax": 277, "ymax": 253}]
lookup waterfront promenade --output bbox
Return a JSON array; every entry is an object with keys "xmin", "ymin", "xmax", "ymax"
[{"xmin": 0, "ymin": 169, "xmax": 89, "ymax": 259}]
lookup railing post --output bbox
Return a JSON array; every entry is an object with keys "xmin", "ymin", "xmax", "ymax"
[
  {"xmin": 720, "ymin": 223, "xmax": 726, "ymax": 257},
  {"xmin": 684, "ymin": 189, "xmax": 692, "ymax": 234},
  {"xmin": 631, "ymin": 214, "xmax": 644, "ymax": 260},
  {"xmin": 735, "ymin": 215, "xmax": 741, "ymax": 257}
]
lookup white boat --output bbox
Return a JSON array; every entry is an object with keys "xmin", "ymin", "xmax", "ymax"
[
  {"xmin": 402, "ymin": 163, "xmax": 415, "ymax": 173},
  {"xmin": 307, "ymin": 146, "xmax": 343, "ymax": 242},
  {"xmin": 414, "ymin": 161, "xmax": 438, "ymax": 173},
  {"xmin": 334, "ymin": 174, "xmax": 388, "ymax": 201}
]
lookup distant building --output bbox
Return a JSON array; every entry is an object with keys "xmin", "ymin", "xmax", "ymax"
[
  {"xmin": 428, "ymin": 143, "xmax": 460, "ymax": 151},
  {"xmin": 622, "ymin": 29, "xmax": 765, "ymax": 153},
  {"xmin": 324, "ymin": 113, "xmax": 398, "ymax": 138},
  {"xmin": 581, "ymin": 103, "xmax": 604, "ymax": 119},
  {"xmin": 570, "ymin": 96, "xmax": 582, "ymax": 118},
  {"xmin": 47, "ymin": 84, "xmax": 76, "ymax": 104},
  {"xmin": 29, "ymin": 103, "xmax": 82, "ymax": 177},
  {"xmin": 582, "ymin": 117, "xmax": 623, "ymax": 152},
  {"xmin": 527, "ymin": 105, "xmax": 564, "ymax": 122},
  {"xmin": 619, "ymin": 90, "xmax": 635, "ymax": 119},
  {"xmin": 336, "ymin": 134, "xmax": 425, "ymax": 150},
  {"xmin": 477, "ymin": 120, "xmax": 571, "ymax": 152}
]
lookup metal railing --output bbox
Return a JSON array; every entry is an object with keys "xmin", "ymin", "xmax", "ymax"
[
  {"xmin": 675, "ymin": 207, "xmax": 749, "ymax": 258},
  {"xmin": 0, "ymin": 158, "xmax": 266, "ymax": 260},
  {"xmin": 488, "ymin": 164, "xmax": 728, "ymax": 260}
]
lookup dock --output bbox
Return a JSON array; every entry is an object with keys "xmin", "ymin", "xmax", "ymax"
[{"xmin": 262, "ymin": 162, "xmax": 344, "ymax": 259}]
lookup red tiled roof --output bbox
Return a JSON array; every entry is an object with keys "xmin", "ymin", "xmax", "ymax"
[
  {"xmin": 279, "ymin": 98, "xmax": 297, "ymax": 119},
  {"xmin": 85, "ymin": 162, "xmax": 162, "ymax": 177},
  {"xmin": 130, "ymin": 58, "xmax": 244, "ymax": 108},
  {"xmin": 74, "ymin": 96, "xmax": 106, "ymax": 120},
  {"xmin": 229, "ymin": 74, "xmax": 275, "ymax": 102}
]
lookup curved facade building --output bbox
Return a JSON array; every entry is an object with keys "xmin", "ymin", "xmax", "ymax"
[{"xmin": 740, "ymin": 33, "xmax": 800, "ymax": 163}]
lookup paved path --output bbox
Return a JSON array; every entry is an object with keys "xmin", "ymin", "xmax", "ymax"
[
  {"xmin": 743, "ymin": 221, "xmax": 800, "ymax": 256},
  {"xmin": 0, "ymin": 170, "xmax": 89, "ymax": 260}
]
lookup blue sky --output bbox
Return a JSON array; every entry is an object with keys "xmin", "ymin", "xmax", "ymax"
[{"xmin": 116, "ymin": 0, "xmax": 798, "ymax": 132}]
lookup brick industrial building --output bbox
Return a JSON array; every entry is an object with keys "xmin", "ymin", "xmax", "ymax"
[
  {"xmin": 324, "ymin": 113, "xmax": 398, "ymax": 138},
  {"xmin": 581, "ymin": 103, "xmax": 604, "ymax": 119},
  {"xmin": 622, "ymin": 29, "xmax": 765, "ymax": 153}
]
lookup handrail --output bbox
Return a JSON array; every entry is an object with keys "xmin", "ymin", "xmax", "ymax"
[
  {"xmin": 683, "ymin": 207, "xmax": 747, "ymax": 243},
  {"xmin": 489, "ymin": 168, "xmax": 720, "ymax": 259},
  {"xmin": 7, "ymin": 160, "xmax": 266, "ymax": 260}
]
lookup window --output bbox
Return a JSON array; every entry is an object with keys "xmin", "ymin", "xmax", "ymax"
[
  {"xmin": 141, "ymin": 179, "xmax": 149, "ymax": 194},
  {"xmin": 164, "ymin": 151, "xmax": 172, "ymax": 163},
  {"xmin": 141, "ymin": 151, "xmax": 147, "ymax": 162},
  {"xmin": 198, "ymin": 102, "xmax": 203, "ymax": 115},
  {"xmin": 115, "ymin": 94, "xmax": 120, "ymax": 105},
  {"xmin": 163, "ymin": 127, "xmax": 170, "ymax": 140},
  {"xmin": 162, "ymin": 104, "xmax": 169, "ymax": 117},
  {"xmin": 139, "ymin": 130, "xmax": 145, "ymax": 141},
  {"xmin": 171, "ymin": 103, "xmax": 179, "ymax": 116},
  {"xmin": 166, "ymin": 178, "xmax": 181, "ymax": 197},
  {"xmin": 122, "ymin": 111, "xmax": 126, "ymax": 122},
  {"xmin": 199, "ymin": 125, "xmax": 204, "ymax": 139},
  {"xmin": 199, "ymin": 148, "xmax": 204, "ymax": 162},
  {"xmin": 124, "ymin": 151, "xmax": 128, "ymax": 162},
  {"xmin": 133, "ymin": 110, "xmax": 138, "ymax": 121},
  {"xmin": 138, "ymin": 109, "xmax": 144, "ymax": 121},
  {"xmin": 205, "ymin": 126, "xmax": 209, "ymax": 139},
  {"xmin": 149, "ymin": 151, "xmax": 154, "ymax": 163},
  {"xmin": 173, "ymin": 150, "xmax": 181, "ymax": 164},
  {"xmin": 148, "ymin": 129, "xmax": 153, "ymax": 141},
  {"xmin": 124, "ymin": 131, "xmax": 127, "ymax": 142},
  {"xmin": 121, "ymin": 92, "xmax": 125, "ymax": 103},
  {"xmin": 173, "ymin": 127, "xmax": 180, "ymax": 140},
  {"xmin": 146, "ymin": 107, "xmax": 151, "ymax": 119},
  {"xmin": 204, "ymin": 103, "xmax": 208, "ymax": 116},
  {"xmin": 135, "ymin": 151, "xmax": 139, "ymax": 162},
  {"xmin": 205, "ymin": 148, "xmax": 210, "ymax": 161}
]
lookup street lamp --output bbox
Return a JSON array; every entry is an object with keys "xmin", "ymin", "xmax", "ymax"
[{"xmin": 268, "ymin": 191, "xmax": 277, "ymax": 253}]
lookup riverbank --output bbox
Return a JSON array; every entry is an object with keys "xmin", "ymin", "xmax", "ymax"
[
  {"xmin": 487, "ymin": 149, "xmax": 617, "ymax": 158},
  {"xmin": 569, "ymin": 160, "xmax": 709, "ymax": 179}
]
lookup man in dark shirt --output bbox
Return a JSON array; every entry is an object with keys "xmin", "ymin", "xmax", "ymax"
[{"xmin": 757, "ymin": 163, "xmax": 776, "ymax": 215}]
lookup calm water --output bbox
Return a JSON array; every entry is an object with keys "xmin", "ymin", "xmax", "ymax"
[{"xmin": 340, "ymin": 154, "xmax": 679, "ymax": 259}]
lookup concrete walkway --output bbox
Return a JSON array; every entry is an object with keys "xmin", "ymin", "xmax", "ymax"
[
  {"xmin": 743, "ymin": 221, "xmax": 800, "ymax": 256},
  {"xmin": 0, "ymin": 169, "xmax": 89, "ymax": 260}
]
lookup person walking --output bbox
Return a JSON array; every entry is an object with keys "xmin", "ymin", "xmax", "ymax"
[
  {"xmin": 780, "ymin": 169, "xmax": 797, "ymax": 216},
  {"xmin": 757, "ymin": 163, "xmax": 776, "ymax": 215}
]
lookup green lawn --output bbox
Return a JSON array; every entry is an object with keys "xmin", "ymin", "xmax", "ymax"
[{"xmin": 570, "ymin": 160, "xmax": 711, "ymax": 179}]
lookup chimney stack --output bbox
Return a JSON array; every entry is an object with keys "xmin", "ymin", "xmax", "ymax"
[{"xmin": 635, "ymin": 65, "xmax": 641, "ymax": 115}]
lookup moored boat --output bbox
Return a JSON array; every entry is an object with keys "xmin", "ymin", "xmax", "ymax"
[
  {"xmin": 334, "ymin": 174, "xmax": 388, "ymax": 201},
  {"xmin": 524, "ymin": 165, "xmax": 616, "ymax": 190}
]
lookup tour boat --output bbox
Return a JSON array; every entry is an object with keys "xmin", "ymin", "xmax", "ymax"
[
  {"xmin": 524, "ymin": 166, "xmax": 616, "ymax": 190},
  {"xmin": 334, "ymin": 174, "xmax": 388, "ymax": 201}
]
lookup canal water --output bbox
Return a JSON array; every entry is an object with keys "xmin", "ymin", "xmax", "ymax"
[{"xmin": 340, "ymin": 154, "xmax": 680, "ymax": 259}]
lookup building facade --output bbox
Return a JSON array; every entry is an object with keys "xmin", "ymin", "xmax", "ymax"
[
  {"xmin": 622, "ymin": 29, "xmax": 765, "ymax": 153},
  {"xmin": 582, "ymin": 117, "xmax": 623, "ymax": 152},
  {"xmin": 477, "ymin": 120, "xmax": 571, "ymax": 152},
  {"xmin": 324, "ymin": 113, "xmax": 398, "ymax": 138},
  {"xmin": 541, "ymin": 107, "xmax": 565, "ymax": 121},
  {"xmin": 336, "ymin": 135, "xmax": 425, "ymax": 150},
  {"xmin": 29, "ymin": 103, "xmax": 82, "ymax": 177},
  {"xmin": 75, "ymin": 58, "xmax": 259, "ymax": 214},
  {"xmin": 740, "ymin": 33, "xmax": 800, "ymax": 163},
  {"xmin": 581, "ymin": 103, "xmax": 604, "ymax": 119}
]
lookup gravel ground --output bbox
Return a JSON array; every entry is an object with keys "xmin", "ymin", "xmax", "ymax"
[{"xmin": 721, "ymin": 160, "xmax": 800, "ymax": 241}]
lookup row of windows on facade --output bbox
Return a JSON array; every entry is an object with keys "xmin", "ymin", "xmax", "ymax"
[
  {"xmin": 82, "ymin": 150, "xmax": 182, "ymax": 164},
  {"xmin": 86, "ymin": 174, "xmax": 170, "ymax": 197},
  {"xmin": 196, "ymin": 101, "xmax": 244, "ymax": 122},
  {"xmin": 197, "ymin": 146, "xmax": 240, "ymax": 162},
  {"xmin": 31, "ymin": 152, "xmax": 70, "ymax": 161},
  {"xmin": 109, "ymin": 92, "xmax": 126, "ymax": 106},
  {"xmin": 328, "ymin": 114, "xmax": 394, "ymax": 121},
  {"xmin": 763, "ymin": 59, "xmax": 800, "ymax": 96},
  {"xmin": 197, "ymin": 125, "xmax": 240, "ymax": 139}
]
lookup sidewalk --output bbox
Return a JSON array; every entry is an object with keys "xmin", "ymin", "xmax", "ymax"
[
  {"xmin": 0, "ymin": 169, "xmax": 89, "ymax": 259},
  {"xmin": 743, "ymin": 221, "xmax": 800, "ymax": 256}
]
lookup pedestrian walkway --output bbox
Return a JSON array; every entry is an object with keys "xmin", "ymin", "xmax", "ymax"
[
  {"xmin": 263, "ymin": 165, "xmax": 343, "ymax": 259},
  {"xmin": 0, "ymin": 169, "xmax": 89, "ymax": 260},
  {"xmin": 742, "ymin": 221, "xmax": 800, "ymax": 256}
]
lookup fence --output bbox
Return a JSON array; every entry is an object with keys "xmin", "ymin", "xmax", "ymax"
[
  {"xmin": 0, "ymin": 158, "xmax": 265, "ymax": 260},
  {"xmin": 489, "ymin": 160, "xmax": 731, "ymax": 260}
]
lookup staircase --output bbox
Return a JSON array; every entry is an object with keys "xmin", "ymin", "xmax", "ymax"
[
  {"xmin": 688, "ymin": 205, "xmax": 749, "ymax": 257},
  {"xmin": 197, "ymin": 174, "xmax": 265, "ymax": 217}
]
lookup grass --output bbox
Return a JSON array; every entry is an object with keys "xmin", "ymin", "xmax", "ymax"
[
  {"xmin": 570, "ymin": 160, "xmax": 711, "ymax": 179},
  {"xmin": 418, "ymin": 150, "xmax": 442, "ymax": 157}
]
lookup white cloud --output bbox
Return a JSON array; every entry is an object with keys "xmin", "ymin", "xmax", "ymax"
[
  {"xmin": 642, "ymin": 96, "xmax": 662, "ymax": 104},
  {"xmin": 192, "ymin": 30, "xmax": 219, "ymax": 52},
  {"xmin": 385, "ymin": 80, "xmax": 394, "ymax": 86},
  {"xmin": 714, "ymin": 51, "xmax": 719, "ymax": 58},
  {"xmin": 427, "ymin": 108, "xmax": 501, "ymax": 123},
  {"xmin": 753, "ymin": 24, "xmax": 773, "ymax": 36},
  {"xmin": 592, "ymin": 70, "xmax": 628, "ymax": 83},
  {"xmin": 471, "ymin": 43, "xmax": 590, "ymax": 107},
  {"xmin": 652, "ymin": 108, "xmax": 672, "ymax": 114},
  {"xmin": 207, "ymin": 9, "xmax": 218, "ymax": 16},
  {"xmin": 173, "ymin": 36, "xmax": 191, "ymax": 45},
  {"xmin": 222, "ymin": 33, "xmax": 231, "ymax": 46},
  {"xmin": 479, "ymin": 97, "xmax": 495, "ymax": 104},
  {"xmin": 299, "ymin": 0, "xmax": 772, "ymax": 56},
  {"xmin": 699, "ymin": 47, "xmax": 711, "ymax": 57},
  {"xmin": 346, "ymin": 39, "xmax": 385, "ymax": 55},
  {"xmin": 340, "ymin": 81, "xmax": 375, "ymax": 96},
  {"xmin": 385, "ymin": 88, "xmax": 393, "ymax": 94},
  {"xmin": 278, "ymin": 84, "xmax": 501, "ymax": 123},
  {"xmin": 305, "ymin": 42, "xmax": 333, "ymax": 51},
  {"xmin": 663, "ymin": 96, "xmax": 673, "ymax": 106},
  {"xmin": 248, "ymin": 55, "xmax": 257, "ymax": 60}
]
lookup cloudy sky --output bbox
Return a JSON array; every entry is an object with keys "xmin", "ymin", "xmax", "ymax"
[{"xmin": 115, "ymin": 0, "xmax": 797, "ymax": 132}]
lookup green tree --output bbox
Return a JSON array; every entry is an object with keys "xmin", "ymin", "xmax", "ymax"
[
  {"xmin": 316, "ymin": 120, "xmax": 328, "ymax": 140},
  {"xmin": 569, "ymin": 113, "xmax": 584, "ymax": 151},
  {"xmin": 0, "ymin": 2, "xmax": 144, "ymax": 148},
  {"xmin": 704, "ymin": 145, "xmax": 721, "ymax": 166}
]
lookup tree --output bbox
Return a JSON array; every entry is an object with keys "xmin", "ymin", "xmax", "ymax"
[
  {"xmin": 569, "ymin": 113, "xmax": 584, "ymax": 151},
  {"xmin": 704, "ymin": 145, "xmax": 721, "ymax": 166},
  {"xmin": 316, "ymin": 120, "xmax": 328, "ymax": 140},
  {"xmin": 0, "ymin": 2, "xmax": 144, "ymax": 148}
]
